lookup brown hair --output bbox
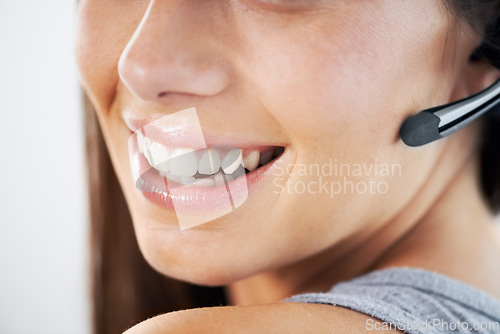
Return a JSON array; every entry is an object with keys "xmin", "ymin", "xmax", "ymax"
[{"xmin": 85, "ymin": 2, "xmax": 500, "ymax": 333}]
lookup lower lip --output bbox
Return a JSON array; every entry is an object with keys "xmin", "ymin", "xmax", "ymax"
[{"xmin": 129, "ymin": 141, "xmax": 280, "ymax": 217}]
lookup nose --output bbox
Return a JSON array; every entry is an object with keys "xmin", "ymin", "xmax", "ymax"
[{"xmin": 118, "ymin": 0, "xmax": 231, "ymax": 102}]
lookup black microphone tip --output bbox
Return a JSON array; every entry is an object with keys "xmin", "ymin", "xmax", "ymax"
[{"xmin": 400, "ymin": 111, "xmax": 442, "ymax": 147}]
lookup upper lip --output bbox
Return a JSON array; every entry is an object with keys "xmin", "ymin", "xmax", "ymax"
[{"xmin": 122, "ymin": 109, "xmax": 287, "ymax": 150}]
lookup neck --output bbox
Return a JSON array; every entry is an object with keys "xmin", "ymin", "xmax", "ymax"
[{"xmin": 226, "ymin": 125, "xmax": 500, "ymax": 305}]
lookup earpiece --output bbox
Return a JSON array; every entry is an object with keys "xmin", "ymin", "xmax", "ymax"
[{"xmin": 400, "ymin": 78, "xmax": 500, "ymax": 147}]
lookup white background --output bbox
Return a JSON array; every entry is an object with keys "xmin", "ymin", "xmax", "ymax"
[{"xmin": 0, "ymin": 1, "xmax": 90, "ymax": 334}]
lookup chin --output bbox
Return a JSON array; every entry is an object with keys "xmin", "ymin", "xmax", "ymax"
[
  {"xmin": 150, "ymin": 258, "xmax": 252, "ymax": 287},
  {"xmin": 135, "ymin": 232, "xmax": 260, "ymax": 287}
]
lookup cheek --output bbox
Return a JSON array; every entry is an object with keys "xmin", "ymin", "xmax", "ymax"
[
  {"xmin": 75, "ymin": 0, "xmax": 146, "ymax": 112},
  {"xmin": 241, "ymin": 1, "xmax": 448, "ymax": 149},
  {"xmin": 225, "ymin": 1, "xmax": 449, "ymax": 241}
]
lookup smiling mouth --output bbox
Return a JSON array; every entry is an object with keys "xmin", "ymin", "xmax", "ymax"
[
  {"xmin": 137, "ymin": 131, "xmax": 285, "ymax": 187},
  {"xmin": 129, "ymin": 131, "xmax": 286, "ymax": 229},
  {"xmin": 124, "ymin": 106, "xmax": 288, "ymax": 229}
]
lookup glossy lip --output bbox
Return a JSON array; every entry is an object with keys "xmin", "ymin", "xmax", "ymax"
[{"xmin": 123, "ymin": 111, "xmax": 288, "ymax": 150}]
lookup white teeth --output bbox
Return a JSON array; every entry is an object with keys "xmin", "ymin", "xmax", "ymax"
[
  {"xmin": 259, "ymin": 150, "xmax": 273, "ymax": 166},
  {"xmin": 139, "ymin": 133, "xmax": 283, "ymax": 183},
  {"xmin": 194, "ymin": 177, "xmax": 215, "ymax": 187},
  {"xmin": 149, "ymin": 142, "xmax": 170, "ymax": 172},
  {"xmin": 221, "ymin": 149, "xmax": 243, "ymax": 174},
  {"xmin": 137, "ymin": 132, "xmax": 145, "ymax": 154},
  {"xmin": 165, "ymin": 172, "xmax": 180, "ymax": 183},
  {"xmin": 179, "ymin": 176, "xmax": 195, "ymax": 185},
  {"xmin": 169, "ymin": 148, "xmax": 198, "ymax": 177},
  {"xmin": 198, "ymin": 148, "xmax": 221, "ymax": 175},
  {"xmin": 213, "ymin": 173, "xmax": 225, "ymax": 187},
  {"xmin": 143, "ymin": 137, "xmax": 155, "ymax": 166},
  {"xmin": 243, "ymin": 150, "xmax": 260, "ymax": 172}
]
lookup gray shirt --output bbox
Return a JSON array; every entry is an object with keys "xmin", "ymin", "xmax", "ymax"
[{"xmin": 283, "ymin": 267, "xmax": 500, "ymax": 333}]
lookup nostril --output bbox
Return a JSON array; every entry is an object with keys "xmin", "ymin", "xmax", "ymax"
[{"xmin": 158, "ymin": 91, "xmax": 168, "ymax": 98}]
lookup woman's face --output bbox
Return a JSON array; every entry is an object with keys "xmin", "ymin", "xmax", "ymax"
[{"xmin": 76, "ymin": 0, "xmax": 474, "ymax": 285}]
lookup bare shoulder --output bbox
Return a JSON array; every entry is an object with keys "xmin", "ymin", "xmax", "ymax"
[{"xmin": 123, "ymin": 302, "xmax": 404, "ymax": 334}]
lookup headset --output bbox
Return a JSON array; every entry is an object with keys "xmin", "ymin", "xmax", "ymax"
[{"xmin": 400, "ymin": 52, "xmax": 500, "ymax": 147}]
